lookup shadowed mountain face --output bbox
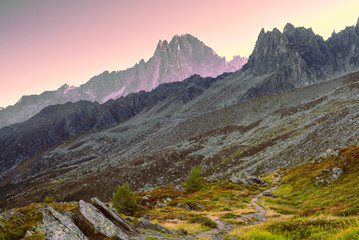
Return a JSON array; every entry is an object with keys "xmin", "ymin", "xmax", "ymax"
[
  {"xmin": 0, "ymin": 34, "xmax": 246, "ymax": 128},
  {"xmin": 0, "ymin": 74, "xmax": 228, "ymax": 177},
  {"xmin": 241, "ymin": 19, "xmax": 359, "ymax": 99},
  {"xmin": 0, "ymin": 19, "xmax": 359, "ymax": 209}
]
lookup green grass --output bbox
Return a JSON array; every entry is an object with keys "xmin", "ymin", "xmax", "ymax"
[{"xmin": 268, "ymin": 144, "xmax": 359, "ymax": 217}]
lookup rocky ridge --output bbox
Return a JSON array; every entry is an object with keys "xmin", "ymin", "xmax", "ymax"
[
  {"xmin": 241, "ymin": 18, "xmax": 359, "ymax": 99},
  {"xmin": 0, "ymin": 34, "xmax": 246, "ymax": 128}
]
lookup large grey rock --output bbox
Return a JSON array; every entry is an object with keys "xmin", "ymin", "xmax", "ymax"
[
  {"xmin": 263, "ymin": 191, "xmax": 276, "ymax": 198},
  {"xmin": 79, "ymin": 200, "xmax": 130, "ymax": 240},
  {"xmin": 42, "ymin": 205, "xmax": 88, "ymax": 240},
  {"xmin": 139, "ymin": 218, "xmax": 155, "ymax": 229},
  {"xmin": 330, "ymin": 167, "xmax": 344, "ymax": 181},
  {"xmin": 245, "ymin": 176, "xmax": 269, "ymax": 187},
  {"xmin": 91, "ymin": 197, "xmax": 136, "ymax": 233},
  {"xmin": 319, "ymin": 149, "xmax": 339, "ymax": 159},
  {"xmin": 155, "ymin": 223, "xmax": 171, "ymax": 233}
]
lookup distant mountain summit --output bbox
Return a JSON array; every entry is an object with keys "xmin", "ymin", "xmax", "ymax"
[{"xmin": 0, "ymin": 34, "xmax": 247, "ymax": 128}]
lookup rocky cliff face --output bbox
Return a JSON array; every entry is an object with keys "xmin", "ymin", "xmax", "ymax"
[
  {"xmin": 0, "ymin": 34, "xmax": 247, "ymax": 128},
  {"xmin": 241, "ymin": 18, "xmax": 359, "ymax": 99}
]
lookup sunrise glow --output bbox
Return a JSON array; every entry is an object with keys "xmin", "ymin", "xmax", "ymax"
[{"xmin": 0, "ymin": 0, "xmax": 358, "ymax": 107}]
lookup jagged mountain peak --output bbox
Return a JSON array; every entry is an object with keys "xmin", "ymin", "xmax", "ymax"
[
  {"xmin": 57, "ymin": 83, "xmax": 70, "ymax": 91},
  {"xmin": 283, "ymin": 22, "xmax": 295, "ymax": 33},
  {"xmin": 240, "ymin": 18, "xmax": 359, "ymax": 100},
  {"xmin": 154, "ymin": 39, "xmax": 169, "ymax": 55},
  {"xmin": 0, "ymin": 33, "xmax": 247, "ymax": 128},
  {"xmin": 258, "ymin": 28, "xmax": 265, "ymax": 38}
]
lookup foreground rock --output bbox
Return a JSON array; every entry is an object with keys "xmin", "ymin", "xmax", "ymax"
[
  {"xmin": 79, "ymin": 200, "xmax": 132, "ymax": 240},
  {"xmin": 42, "ymin": 205, "xmax": 88, "ymax": 240},
  {"xmin": 91, "ymin": 197, "xmax": 137, "ymax": 233}
]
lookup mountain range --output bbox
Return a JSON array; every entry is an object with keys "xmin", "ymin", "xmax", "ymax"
[
  {"xmin": 0, "ymin": 34, "xmax": 247, "ymax": 128},
  {"xmin": 0, "ymin": 18, "xmax": 359, "ymax": 210}
]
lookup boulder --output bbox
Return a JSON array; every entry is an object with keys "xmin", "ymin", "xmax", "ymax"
[
  {"xmin": 139, "ymin": 218, "xmax": 155, "ymax": 229},
  {"xmin": 330, "ymin": 167, "xmax": 343, "ymax": 181},
  {"xmin": 230, "ymin": 177, "xmax": 249, "ymax": 186},
  {"xmin": 196, "ymin": 204, "xmax": 205, "ymax": 209},
  {"xmin": 79, "ymin": 200, "xmax": 130, "ymax": 240},
  {"xmin": 157, "ymin": 203, "xmax": 167, "ymax": 208},
  {"xmin": 91, "ymin": 197, "xmax": 136, "ymax": 233},
  {"xmin": 319, "ymin": 149, "xmax": 339, "ymax": 159},
  {"xmin": 316, "ymin": 178, "xmax": 330, "ymax": 186},
  {"xmin": 42, "ymin": 205, "xmax": 88, "ymax": 240},
  {"xmin": 263, "ymin": 191, "xmax": 276, "ymax": 198},
  {"xmin": 245, "ymin": 176, "xmax": 269, "ymax": 187},
  {"xmin": 155, "ymin": 223, "xmax": 171, "ymax": 233}
]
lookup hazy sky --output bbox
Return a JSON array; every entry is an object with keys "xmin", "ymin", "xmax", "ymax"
[{"xmin": 1, "ymin": 0, "xmax": 358, "ymax": 107}]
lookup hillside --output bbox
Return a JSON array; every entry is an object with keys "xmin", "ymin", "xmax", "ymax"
[
  {"xmin": 2, "ymin": 141, "xmax": 359, "ymax": 239},
  {"xmin": 1, "ymin": 69, "xmax": 359, "ymax": 210}
]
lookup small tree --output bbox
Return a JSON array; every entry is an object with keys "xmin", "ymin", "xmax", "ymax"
[
  {"xmin": 111, "ymin": 184, "xmax": 140, "ymax": 216},
  {"xmin": 186, "ymin": 166, "xmax": 202, "ymax": 191}
]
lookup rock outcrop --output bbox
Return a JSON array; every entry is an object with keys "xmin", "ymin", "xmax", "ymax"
[
  {"xmin": 90, "ymin": 197, "xmax": 137, "ymax": 233},
  {"xmin": 42, "ymin": 205, "xmax": 88, "ymax": 240},
  {"xmin": 41, "ymin": 198, "xmax": 173, "ymax": 239},
  {"xmin": 79, "ymin": 200, "xmax": 132, "ymax": 239}
]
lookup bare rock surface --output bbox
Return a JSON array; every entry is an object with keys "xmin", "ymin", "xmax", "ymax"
[
  {"xmin": 79, "ymin": 200, "xmax": 131, "ymax": 240},
  {"xmin": 42, "ymin": 205, "xmax": 88, "ymax": 240},
  {"xmin": 91, "ymin": 197, "xmax": 136, "ymax": 233}
]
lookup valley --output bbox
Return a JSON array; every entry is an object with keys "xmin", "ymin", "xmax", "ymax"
[{"xmin": 0, "ymin": 17, "xmax": 359, "ymax": 240}]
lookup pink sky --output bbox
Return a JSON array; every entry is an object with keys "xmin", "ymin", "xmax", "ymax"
[{"xmin": 0, "ymin": 0, "xmax": 358, "ymax": 107}]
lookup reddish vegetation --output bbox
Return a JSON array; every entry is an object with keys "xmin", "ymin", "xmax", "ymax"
[
  {"xmin": 273, "ymin": 97, "xmax": 326, "ymax": 118},
  {"xmin": 188, "ymin": 120, "xmax": 261, "ymax": 142}
]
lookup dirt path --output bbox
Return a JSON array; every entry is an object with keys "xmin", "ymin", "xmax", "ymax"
[
  {"xmin": 195, "ymin": 219, "xmax": 230, "ymax": 239},
  {"xmin": 240, "ymin": 174, "xmax": 282, "ymax": 223},
  {"xmin": 195, "ymin": 174, "xmax": 282, "ymax": 239}
]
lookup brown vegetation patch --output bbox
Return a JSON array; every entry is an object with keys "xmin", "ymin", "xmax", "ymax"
[
  {"xmin": 188, "ymin": 120, "xmax": 261, "ymax": 142},
  {"xmin": 68, "ymin": 141, "xmax": 87, "ymax": 151},
  {"xmin": 273, "ymin": 97, "xmax": 327, "ymax": 118}
]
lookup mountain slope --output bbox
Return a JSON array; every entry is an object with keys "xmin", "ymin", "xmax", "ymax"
[
  {"xmin": 0, "ymin": 74, "xmax": 228, "ymax": 177},
  {"xmin": 0, "ymin": 34, "xmax": 246, "ymax": 128},
  {"xmin": 1, "ymin": 19, "xmax": 359, "ymax": 209},
  {"xmin": 1, "ymin": 71, "xmax": 359, "ymax": 209}
]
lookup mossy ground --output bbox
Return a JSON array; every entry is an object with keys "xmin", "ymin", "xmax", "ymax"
[
  {"xmin": 135, "ymin": 180, "xmax": 259, "ymax": 230},
  {"xmin": 0, "ymin": 202, "xmax": 77, "ymax": 240},
  {"xmin": 229, "ymin": 144, "xmax": 359, "ymax": 239}
]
